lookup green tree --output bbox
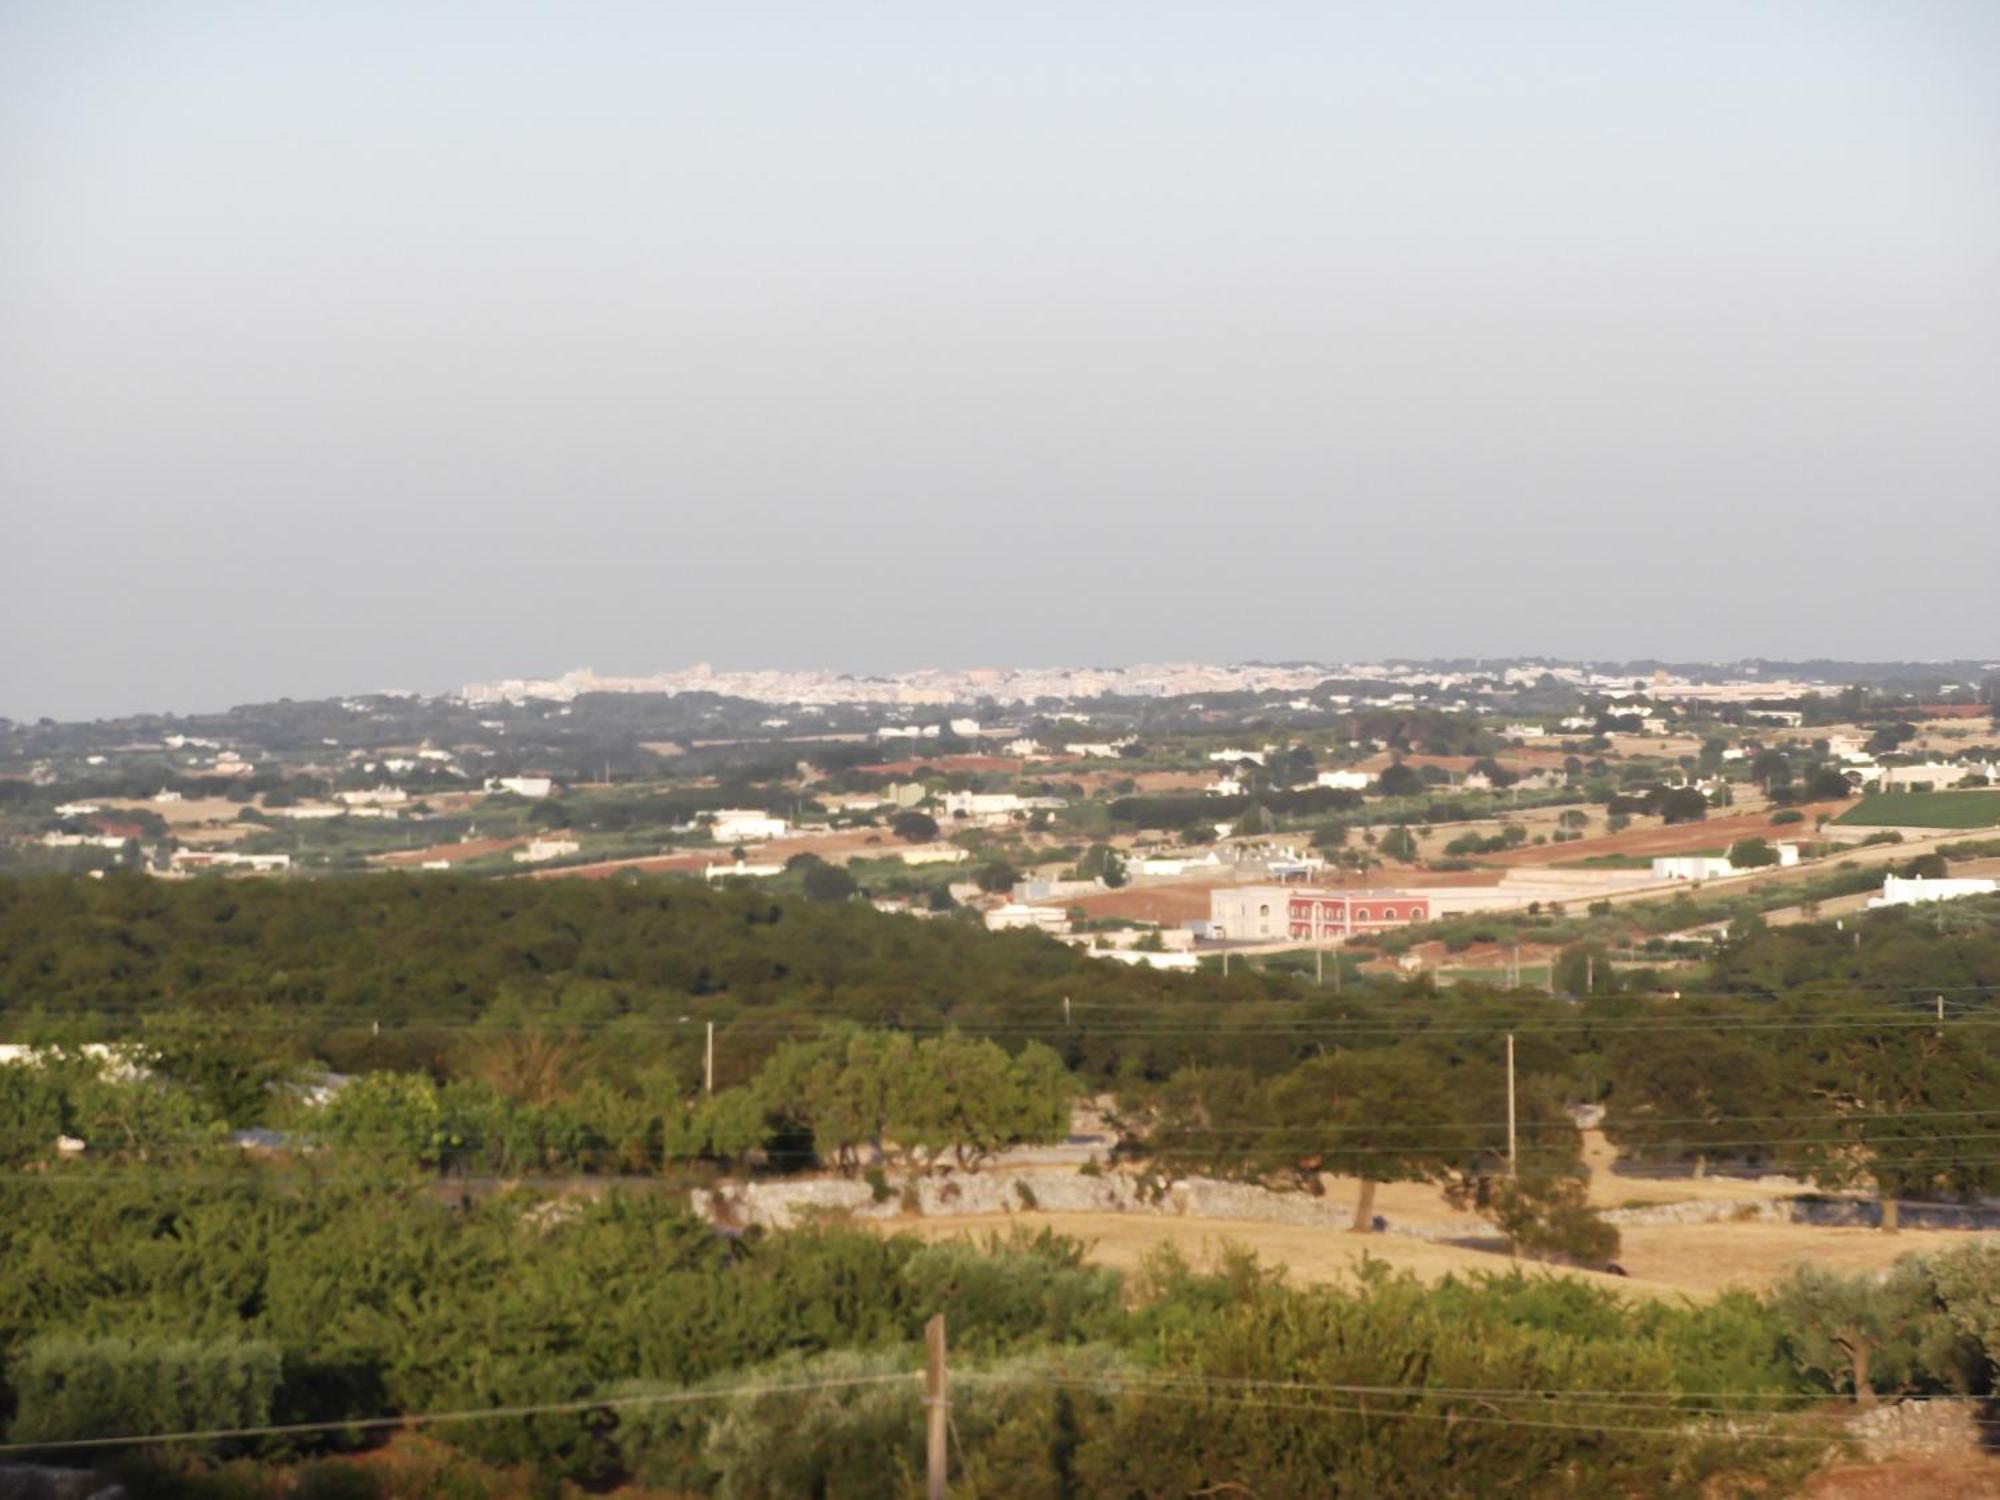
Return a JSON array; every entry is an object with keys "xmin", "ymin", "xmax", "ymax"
[
  {"xmin": 1487, "ymin": 1172, "xmax": 1619, "ymax": 1266},
  {"xmin": 1601, "ymin": 1030, "xmax": 1797, "ymax": 1179},
  {"xmin": 801, "ymin": 861, "xmax": 859, "ymax": 903},
  {"xmin": 1726, "ymin": 837, "xmax": 1779, "ymax": 869},
  {"xmin": 1375, "ymin": 763, "xmax": 1423, "ymax": 798},
  {"xmin": 890, "ymin": 811, "xmax": 940, "ymax": 843},
  {"xmin": 1768, "ymin": 1262, "xmax": 1977, "ymax": 1405},
  {"xmin": 1657, "ymin": 787, "xmax": 1708, "ymax": 824},
  {"xmin": 1786, "ymin": 1007, "xmax": 2000, "ymax": 1232},
  {"xmin": 974, "ymin": 861, "xmax": 1020, "ymax": 895}
]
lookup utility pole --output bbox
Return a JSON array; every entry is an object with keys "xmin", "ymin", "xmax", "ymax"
[
  {"xmin": 1937, "ymin": 994, "xmax": 1946, "ymax": 1037},
  {"xmin": 1222, "ymin": 949, "xmax": 1230, "ymax": 978},
  {"xmin": 1585, "ymin": 953, "xmax": 1594, "ymax": 995},
  {"xmin": 925, "ymin": 1314, "xmax": 949, "ymax": 1500},
  {"xmin": 1062, "ymin": 995, "xmax": 1071, "ymax": 1027},
  {"xmin": 704, "ymin": 1021, "xmax": 715, "ymax": 1096},
  {"xmin": 1506, "ymin": 1032, "xmax": 1518, "ymax": 1179}
]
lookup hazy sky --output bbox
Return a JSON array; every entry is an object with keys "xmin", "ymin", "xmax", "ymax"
[{"xmin": 4, "ymin": 2, "xmax": 1997, "ymax": 720}]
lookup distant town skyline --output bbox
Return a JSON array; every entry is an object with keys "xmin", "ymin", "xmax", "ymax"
[{"xmin": 6, "ymin": 2, "xmax": 1997, "ymax": 721}]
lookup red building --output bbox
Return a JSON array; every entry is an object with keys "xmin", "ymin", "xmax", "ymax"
[{"xmin": 1286, "ymin": 889, "xmax": 1431, "ymax": 941}]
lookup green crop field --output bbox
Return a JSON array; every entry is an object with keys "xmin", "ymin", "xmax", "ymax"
[{"xmin": 1832, "ymin": 791, "xmax": 2000, "ymax": 829}]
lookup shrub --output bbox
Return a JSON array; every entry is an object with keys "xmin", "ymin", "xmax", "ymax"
[{"xmin": 8, "ymin": 1334, "xmax": 281, "ymax": 1450}]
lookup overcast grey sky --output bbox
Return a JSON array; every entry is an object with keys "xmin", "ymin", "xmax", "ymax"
[{"xmin": 4, "ymin": 2, "xmax": 1997, "ymax": 720}]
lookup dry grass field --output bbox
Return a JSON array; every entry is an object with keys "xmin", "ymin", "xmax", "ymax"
[
  {"xmin": 883, "ymin": 1203, "xmax": 1953, "ymax": 1302},
  {"xmin": 870, "ymin": 1134, "xmax": 1968, "ymax": 1304}
]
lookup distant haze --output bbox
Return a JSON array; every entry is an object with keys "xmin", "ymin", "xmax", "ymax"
[{"xmin": 4, "ymin": 2, "xmax": 1997, "ymax": 721}]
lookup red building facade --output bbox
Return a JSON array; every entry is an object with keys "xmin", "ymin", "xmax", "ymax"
[{"xmin": 1286, "ymin": 889, "xmax": 1432, "ymax": 941}]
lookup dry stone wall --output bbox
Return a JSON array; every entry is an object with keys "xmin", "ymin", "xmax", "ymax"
[{"xmin": 691, "ymin": 1167, "xmax": 1469, "ymax": 1240}]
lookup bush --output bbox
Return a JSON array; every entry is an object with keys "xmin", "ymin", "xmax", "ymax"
[
  {"xmin": 8, "ymin": 1334, "xmax": 281, "ymax": 1449},
  {"xmin": 1488, "ymin": 1174, "xmax": 1619, "ymax": 1265}
]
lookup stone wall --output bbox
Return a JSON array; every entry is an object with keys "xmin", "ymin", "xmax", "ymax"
[
  {"xmin": 1847, "ymin": 1398, "xmax": 1991, "ymax": 1461},
  {"xmin": 691, "ymin": 1167, "xmax": 1471, "ymax": 1240}
]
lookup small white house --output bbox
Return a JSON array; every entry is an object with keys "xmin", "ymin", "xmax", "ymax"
[
  {"xmin": 487, "ymin": 775, "xmax": 554, "ymax": 799},
  {"xmin": 339, "ymin": 785, "xmax": 409, "ymax": 807},
  {"xmin": 704, "ymin": 859, "xmax": 786, "ymax": 880},
  {"xmin": 1315, "ymin": 770, "xmax": 1371, "ymax": 791},
  {"xmin": 513, "ymin": 838, "xmax": 581, "ymax": 863},
  {"xmin": 984, "ymin": 903, "xmax": 1071, "ymax": 935},
  {"xmin": 1652, "ymin": 856, "xmax": 1735, "ymax": 882},
  {"xmin": 709, "ymin": 810, "xmax": 789, "ymax": 843},
  {"xmin": 1868, "ymin": 874, "xmax": 1999, "ymax": 909}
]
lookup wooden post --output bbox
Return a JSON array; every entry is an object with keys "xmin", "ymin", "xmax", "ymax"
[
  {"xmin": 925, "ymin": 1313, "xmax": 949, "ymax": 1500},
  {"xmin": 704, "ymin": 1021, "xmax": 715, "ymax": 1096},
  {"xmin": 1063, "ymin": 995, "xmax": 1071, "ymax": 1027},
  {"xmin": 1506, "ymin": 1032, "xmax": 1517, "ymax": 1179}
]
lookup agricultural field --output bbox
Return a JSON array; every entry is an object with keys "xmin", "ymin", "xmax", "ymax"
[{"xmin": 1833, "ymin": 791, "xmax": 2000, "ymax": 829}]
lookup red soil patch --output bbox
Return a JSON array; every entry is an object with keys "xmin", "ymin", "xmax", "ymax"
[
  {"xmin": 1065, "ymin": 883, "xmax": 1229, "ymax": 925},
  {"xmin": 1485, "ymin": 802, "xmax": 1846, "ymax": 866}
]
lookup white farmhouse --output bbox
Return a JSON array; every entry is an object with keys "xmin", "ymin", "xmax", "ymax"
[
  {"xmin": 709, "ymin": 809, "xmax": 789, "ymax": 843},
  {"xmin": 487, "ymin": 775, "xmax": 554, "ymax": 799},
  {"xmin": 1868, "ymin": 874, "xmax": 1999, "ymax": 909},
  {"xmin": 513, "ymin": 838, "xmax": 581, "ymax": 863},
  {"xmin": 984, "ymin": 903, "xmax": 1071, "ymax": 935},
  {"xmin": 1315, "ymin": 770, "xmax": 1371, "ymax": 791},
  {"xmin": 1652, "ymin": 856, "xmax": 1736, "ymax": 882}
]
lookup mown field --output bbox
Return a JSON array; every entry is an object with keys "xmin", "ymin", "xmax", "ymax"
[{"xmin": 1833, "ymin": 791, "xmax": 2000, "ymax": 828}]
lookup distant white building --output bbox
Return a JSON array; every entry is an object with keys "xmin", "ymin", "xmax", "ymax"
[
  {"xmin": 487, "ymin": 775, "xmax": 554, "ymax": 799},
  {"xmin": 1206, "ymin": 776, "xmax": 1246, "ymax": 798},
  {"xmin": 898, "ymin": 844, "xmax": 970, "ymax": 866},
  {"xmin": 1504, "ymin": 724, "xmax": 1548, "ymax": 739},
  {"xmin": 1132, "ymin": 851, "xmax": 1224, "ymax": 877},
  {"xmin": 941, "ymin": 791, "xmax": 1064, "ymax": 820},
  {"xmin": 704, "ymin": 858, "xmax": 786, "ymax": 880},
  {"xmin": 1868, "ymin": 874, "xmax": 1999, "ymax": 909},
  {"xmin": 1091, "ymin": 948, "xmax": 1200, "ymax": 971},
  {"xmin": 53, "ymin": 802, "xmax": 102, "ymax": 818},
  {"xmin": 513, "ymin": 838, "xmax": 581, "ymax": 863},
  {"xmin": 1013, "ymin": 878, "xmax": 1105, "ymax": 904},
  {"xmin": 1065, "ymin": 740, "xmax": 1133, "ymax": 758},
  {"xmin": 169, "ymin": 850, "xmax": 291, "ymax": 874},
  {"xmin": 984, "ymin": 903, "xmax": 1071, "ymax": 935},
  {"xmin": 710, "ymin": 810, "xmax": 789, "ymax": 843},
  {"xmin": 1652, "ymin": 856, "xmax": 1735, "ymax": 882},
  {"xmin": 40, "ymin": 832, "xmax": 130, "ymax": 850},
  {"xmin": 1208, "ymin": 748, "xmax": 1266, "ymax": 766},
  {"xmin": 339, "ymin": 785, "xmax": 409, "ymax": 807},
  {"xmin": 1314, "ymin": 770, "xmax": 1371, "ymax": 791},
  {"xmin": 949, "ymin": 718, "xmax": 982, "ymax": 737},
  {"xmin": 1003, "ymin": 739, "xmax": 1045, "ymax": 758},
  {"xmin": 153, "ymin": 789, "xmax": 183, "ymax": 804}
]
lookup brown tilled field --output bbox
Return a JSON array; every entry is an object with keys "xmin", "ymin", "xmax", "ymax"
[{"xmin": 1486, "ymin": 802, "xmax": 1847, "ymax": 865}]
